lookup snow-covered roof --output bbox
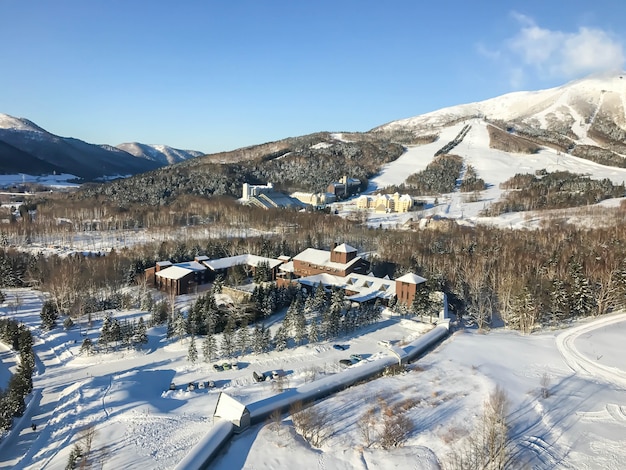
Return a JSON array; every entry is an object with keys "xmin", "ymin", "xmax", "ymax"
[
  {"xmin": 297, "ymin": 272, "xmax": 396, "ymax": 301},
  {"xmin": 155, "ymin": 266, "xmax": 194, "ymax": 280},
  {"xmin": 278, "ymin": 261, "xmax": 294, "ymax": 273},
  {"xmin": 194, "ymin": 255, "xmax": 209, "ymax": 262},
  {"xmin": 293, "ymin": 248, "xmax": 361, "ymax": 270},
  {"xmin": 174, "ymin": 261, "xmax": 207, "ymax": 272},
  {"xmin": 156, "ymin": 260, "xmax": 172, "ymax": 267},
  {"xmin": 214, "ymin": 392, "xmax": 249, "ymax": 423},
  {"xmin": 333, "ymin": 243, "xmax": 357, "ymax": 253},
  {"xmin": 277, "ymin": 255, "xmax": 291, "ymax": 261},
  {"xmin": 204, "ymin": 254, "xmax": 283, "ymax": 271},
  {"xmin": 396, "ymin": 272, "xmax": 427, "ymax": 285}
]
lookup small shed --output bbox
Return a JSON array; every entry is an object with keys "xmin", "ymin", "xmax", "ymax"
[{"xmin": 213, "ymin": 392, "xmax": 251, "ymax": 433}]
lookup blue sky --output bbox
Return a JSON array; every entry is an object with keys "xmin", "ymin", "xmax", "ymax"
[{"xmin": 1, "ymin": 1, "xmax": 625, "ymax": 153}]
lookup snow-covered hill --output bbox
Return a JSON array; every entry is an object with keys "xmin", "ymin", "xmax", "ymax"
[
  {"xmin": 373, "ymin": 73, "xmax": 626, "ymax": 145},
  {"xmin": 116, "ymin": 142, "xmax": 204, "ymax": 166}
]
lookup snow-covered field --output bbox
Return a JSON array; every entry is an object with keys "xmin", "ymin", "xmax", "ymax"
[{"xmin": 1, "ymin": 287, "xmax": 626, "ymax": 469}]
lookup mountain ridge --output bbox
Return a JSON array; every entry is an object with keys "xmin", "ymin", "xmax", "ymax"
[{"xmin": 0, "ymin": 112, "xmax": 205, "ymax": 181}]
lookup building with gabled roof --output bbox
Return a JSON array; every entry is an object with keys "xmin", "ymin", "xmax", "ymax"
[
  {"xmin": 395, "ymin": 272, "xmax": 427, "ymax": 306},
  {"xmin": 297, "ymin": 272, "xmax": 397, "ymax": 303},
  {"xmin": 291, "ymin": 242, "xmax": 369, "ymax": 278},
  {"xmin": 204, "ymin": 254, "xmax": 284, "ymax": 281}
]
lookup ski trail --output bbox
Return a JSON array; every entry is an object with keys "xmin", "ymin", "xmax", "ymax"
[{"xmin": 556, "ymin": 312, "xmax": 626, "ymax": 389}]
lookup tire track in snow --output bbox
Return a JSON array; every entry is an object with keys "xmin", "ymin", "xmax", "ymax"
[{"xmin": 556, "ymin": 312, "xmax": 626, "ymax": 390}]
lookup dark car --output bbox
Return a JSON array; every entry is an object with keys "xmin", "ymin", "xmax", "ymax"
[
  {"xmin": 213, "ymin": 364, "xmax": 223, "ymax": 372},
  {"xmin": 253, "ymin": 371, "xmax": 267, "ymax": 382},
  {"xmin": 339, "ymin": 359, "xmax": 353, "ymax": 367},
  {"xmin": 333, "ymin": 344, "xmax": 346, "ymax": 351},
  {"xmin": 350, "ymin": 354, "xmax": 362, "ymax": 362}
]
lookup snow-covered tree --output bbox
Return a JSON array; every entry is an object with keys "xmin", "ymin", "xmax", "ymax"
[
  {"xmin": 187, "ymin": 335, "xmax": 198, "ymax": 364},
  {"xmin": 135, "ymin": 317, "xmax": 149, "ymax": 347},
  {"xmin": 40, "ymin": 300, "xmax": 58, "ymax": 331},
  {"xmin": 79, "ymin": 337, "xmax": 94, "ymax": 355},
  {"xmin": 236, "ymin": 322, "xmax": 250, "ymax": 356},
  {"xmin": 274, "ymin": 325, "xmax": 288, "ymax": 352},
  {"xmin": 202, "ymin": 333, "xmax": 217, "ymax": 362},
  {"xmin": 293, "ymin": 309, "xmax": 307, "ymax": 345},
  {"xmin": 307, "ymin": 319, "xmax": 320, "ymax": 344}
]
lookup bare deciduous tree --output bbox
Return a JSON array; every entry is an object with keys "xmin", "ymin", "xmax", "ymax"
[{"xmin": 290, "ymin": 401, "xmax": 333, "ymax": 447}]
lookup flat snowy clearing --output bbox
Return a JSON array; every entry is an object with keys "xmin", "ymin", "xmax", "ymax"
[{"xmin": 1, "ymin": 287, "xmax": 626, "ymax": 469}]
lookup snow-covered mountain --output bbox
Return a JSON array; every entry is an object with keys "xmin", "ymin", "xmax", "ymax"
[
  {"xmin": 0, "ymin": 113, "xmax": 203, "ymax": 181},
  {"xmin": 116, "ymin": 142, "xmax": 204, "ymax": 166},
  {"xmin": 373, "ymin": 73, "xmax": 626, "ymax": 154}
]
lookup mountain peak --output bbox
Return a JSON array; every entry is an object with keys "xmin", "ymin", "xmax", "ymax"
[{"xmin": 0, "ymin": 113, "xmax": 47, "ymax": 133}]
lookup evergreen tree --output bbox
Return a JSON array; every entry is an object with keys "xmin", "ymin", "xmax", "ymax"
[
  {"xmin": 110, "ymin": 319, "xmax": 122, "ymax": 346},
  {"xmin": 173, "ymin": 310, "xmax": 187, "ymax": 342},
  {"xmin": 187, "ymin": 335, "xmax": 198, "ymax": 364},
  {"xmin": 202, "ymin": 333, "xmax": 217, "ymax": 362},
  {"xmin": 221, "ymin": 317, "xmax": 236, "ymax": 358},
  {"xmin": 236, "ymin": 321, "xmax": 250, "ymax": 356},
  {"xmin": 63, "ymin": 316, "xmax": 74, "ymax": 330},
  {"xmin": 569, "ymin": 260, "xmax": 595, "ymax": 317},
  {"xmin": 99, "ymin": 314, "xmax": 112, "ymax": 350},
  {"xmin": 323, "ymin": 287, "xmax": 344, "ymax": 339},
  {"xmin": 274, "ymin": 325, "xmax": 288, "ymax": 352},
  {"xmin": 80, "ymin": 337, "xmax": 94, "ymax": 355},
  {"xmin": 308, "ymin": 319, "xmax": 320, "ymax": 344},
  {"xmin": 293, "ymin": 309, "xmax": 307, "ymax": 345},
  {"xmin": 549, "ymin": 278, "xmax": 570, "ymax": 324},
  {"xmin": 151, "ymin": 299, "xmax": 168, "ymax": 326},
  {"xmin": 262, "ymin": 325, "xmax": 272, "ymax": 352},
  {"xmin": 252, "ymin": 324, "xmax": 264, "ymax": 355},
  {"xmin": 212, "ymin": 275, "xmax": 224, "ymax": 294},
  {"xmin": 311, "ymin": 283, "xmax": 328, "ymax": 315},
  {"xmin": 412, "ymin": 283, "xmax": 433, "ymax": 320},
  {"xmin": 40, "ymin": 300, "xmax": 58, "ymax": 331},
  {"xmin": 136, "ymin": 317, "xmax": 149, "ymax": 347}
]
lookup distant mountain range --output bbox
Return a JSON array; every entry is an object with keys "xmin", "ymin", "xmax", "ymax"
[
  {"xmin": 0, "ymin": 113, "xmax": 204, "ymax": 181},
  {"xmin": 3, "ymin": 73, "xmax": 626, "ymax": 190}
]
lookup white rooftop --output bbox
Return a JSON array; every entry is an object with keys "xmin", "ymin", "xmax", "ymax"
[
  {"xmin": 297, "ymin": 272, "xmax": 396, "ymax": 302},
  {"xmin": 333, "ymin": 243, "xmax": 357, "ymax": 253},
  {"xmin": 293, "ymin": 248, "xmax": 361, "ymax": 271},
  {"xmin": 175, "ymin": 261, "xmax": 207, "ymax": 271},
  {"xmin": 396, "ymin": 272, "xmax": 427, "ymax": 285},
  {"xmin": 204, "ymin": 254, "xmax": 283, "ymax": 271},
  {"xmin": 155, "ymin": 265, "xmax": 194, "ymax": 280}
]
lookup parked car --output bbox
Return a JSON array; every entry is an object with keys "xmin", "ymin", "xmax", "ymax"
[
  {"xmin": 377, "ymin": 340, "xmax": 392, "ymax": 348},
  {"xmin": 253, "ymin": 371, "xmax": 266, "ymax": 382},
  {"xmin": 350, "ymin": 354, "xmax": 362, "ymax": 362},
  {"xmin": 271, "ymin": 370, "xmax": 283, "ymax": 379},
  {"xmin": 169, "ymin": 382, "xmax": 176, "ymax": 390},
  {"xmin": 213, "ymin": 364, "xmax": 223, "ymax": 372},
  {"xmin": 333, "ymin": 344, "xmax": 346, "ymax": 351},
  {"xmin": 208, "ymin": 380, "xmax": 215, "ymax": 388},
  {"xmin": 187, "ymin": 382, "xmax": 196, "ymax": 391},
  {"xmin": 222, "ymin": 362, "xmax": 232, "ymax": 370},
  {"xmin": 339, "ymin": 359, "xmax": 353, "ymax": 367},
  {"xmin": 232, "ymin": 362, "xmax": 239, "ymax": 370}
]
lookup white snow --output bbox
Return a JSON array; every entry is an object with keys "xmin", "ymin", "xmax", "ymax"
[{"xmin": 2, "ymin": 284, "xmax": 626, "ymax": 469}]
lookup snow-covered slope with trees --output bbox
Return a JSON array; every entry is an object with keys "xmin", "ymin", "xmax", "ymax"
[{"xmin": 116, "ymin": 142, "xmax": 204, "ymax": 166}]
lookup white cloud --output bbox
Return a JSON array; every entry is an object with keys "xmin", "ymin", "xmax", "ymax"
[{"xmin": 484, "ymin": 13, "xmax": 625, "ymax": 87}]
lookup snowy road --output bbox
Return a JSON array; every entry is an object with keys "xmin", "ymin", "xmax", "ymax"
[{"xmin": 556, "ymin": 312, "xmax": 626, "ymax": 389}]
